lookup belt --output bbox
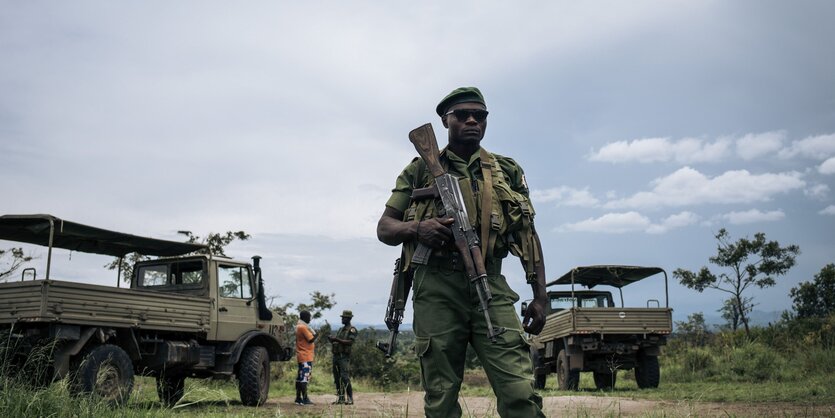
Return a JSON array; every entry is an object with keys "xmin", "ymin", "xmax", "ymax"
[{"xmin": 424, "ymin": 254, "xmax": 503, "ymax": 275}]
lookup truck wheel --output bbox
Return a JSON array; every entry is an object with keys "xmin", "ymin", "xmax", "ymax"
[
  {"xmin": 157, "ymin": 374, "xmax": 186, "ymax": 407},
  {"xmin": 635, "ymin": 352, "xmax": 660, "ymax": 389},
  {"xmin": 556, "ymin": 349, "xmax": 579, "ymax": 391},
  {"xmin": 72, "ymin": 344, "xmax": 134, "ymax": 405},
  {"xmin": 238, "ymin": 346, "xmax": 270, "ymax": 406},
  {"xmin": 530, "ymin": 348, "xmax": 547, "ymax": 390},
  {"xmin": 593, "ymin": 370, "xmax": 617, "ymax": 390}
]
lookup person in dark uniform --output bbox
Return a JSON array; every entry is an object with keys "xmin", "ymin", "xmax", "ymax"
[
  {"xmin": 377, "ymin": 87, "xmax": 548, "ymax": 418},
  {"xmin": 328, "ymin": 309, "xmax": 358, "ymax": 405}
]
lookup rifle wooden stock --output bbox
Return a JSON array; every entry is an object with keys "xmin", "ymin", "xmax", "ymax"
[{"xmin": 409, "ymin": 124, "xmax": 445, "ymax": 178}]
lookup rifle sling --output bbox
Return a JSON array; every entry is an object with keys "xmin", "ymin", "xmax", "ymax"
[{"xmin": 479, "ymin": 148, "xmax": 494, "ymax": 259}]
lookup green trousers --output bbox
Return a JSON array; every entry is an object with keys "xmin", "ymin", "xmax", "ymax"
[
  {"xmin": 412, "ymin": 263, "xmax": 544, "ymax": 418},
  {"xmin": 332, "ymin": 354, "xmax": 352, "ymax": 399}
]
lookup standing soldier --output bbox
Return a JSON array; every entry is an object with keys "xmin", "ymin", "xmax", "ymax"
[
  {"xmin": 294, "ymin": 310, "xmax": 317, "ymax": 405},
  {"xmin": 376, "ymin": 87, "xmax": 548, "ymax": 418},
  {"xmin": 328, "ymin": 310, "xmax": 357, "ymax": 405}
]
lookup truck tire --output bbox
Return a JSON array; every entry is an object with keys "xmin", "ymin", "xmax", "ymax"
[
  {"xmin": 157, "ymin": 374, "xmax": 186, "ymax": 407},
  {"xmin": 556, "ymin": 349, "xmax": 579, "ymax": 391},
  {"xmin": 635, "ymin": 352, "xmax": 660, "ymax": 389},
  {"xmin": 593, "ymin": 370, "xmax": 617, "ymax": 390},
  {"xmin": 530, "ymin": 348, "xmax": 547, "ymax": 390},
  {"xmin": 238, "ymin": 346, "xmax": 270, "ymax": 406},
  {"xmin": 72, "ymin": 344, "xmax": 134, "ymax": 405}
]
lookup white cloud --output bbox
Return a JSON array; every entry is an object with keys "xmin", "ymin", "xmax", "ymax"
[
  {"xmin": 804, "ymin": 183, "xmax": 830, "ymax": 200},
  {"xmin": 588, "ymin": 137, "xmax": 731, "ymax": 164},
  {"xmin": 820, "ymin": 205, "xmax": 835, "ymax": 216},
  {"xmin": 560, "ymin": 212, "xmax": 651, "ymax": 233},
  {"xmin": 531, "ymin": 186, "xmax": 600, "ymax": 207},
  {"xmin": 819, "ymin": 157, "xmax": 835, "ymax": 175},
  {"xmin": 646, "ymin": 211, "xmax": 700, "ymax": 234},
  {"xmin": 721, "ymin": 209, "xmax": 785, "ymax": 225},
  {"xmin": 604, "ymin": 167, "xmax": 805, "ymax": 209},
  {"xmin": 735, "ymin": 131, "xmax": 785, "ymax": 160},
  {"xmin": 560, "ymin": 211, "xmax": 697, "ymax": 234},
  {"xmin": 588, "ymin": 131, "xmax": 792, "ymax": 164},
  {"xmin": 778, "ymin": 133, "xmax": 835, "ymax": 160}
]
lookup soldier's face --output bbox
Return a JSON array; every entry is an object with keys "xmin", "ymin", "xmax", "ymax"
[
  {"xmin": 341, "ymin": 316, "xmax": 350, "ymax": 325},
  {"xmin": 443, "ymin": 102, "xmax": 487, "ymax": 146}
]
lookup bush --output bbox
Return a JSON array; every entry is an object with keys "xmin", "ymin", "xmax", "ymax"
[
  {"xmin": 727, "ymin": 342, "xmax": 786, "ymax": 382},
  {"xmin": 682, "ymin": 347, "xmax": 715, "ymax": 375}
]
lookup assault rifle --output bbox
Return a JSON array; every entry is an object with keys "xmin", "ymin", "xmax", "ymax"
[
  {"xmin": 408, "ymin": 123, "xmax": 506, "ymax": 343},
  {"xmin": 376, "ymin": 258, "xmax": 410, "ymax": 357}
]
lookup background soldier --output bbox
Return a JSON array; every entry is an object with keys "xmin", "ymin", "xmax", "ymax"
[
  {"xmin": 294, "ymin": 310, "xmax": 317, "ymax": 405},
  {"xmin": 328, "ymin": 309, "xmax": 357, "ymax": 405},
  {"xmin": 376, "ymin": 87, "xmax": 548, "ymax": 418}
]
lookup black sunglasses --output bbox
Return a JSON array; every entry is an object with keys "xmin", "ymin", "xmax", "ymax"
[{"xmin": 444, "ymin": 109, "xmax": 489, "ymax": 122}]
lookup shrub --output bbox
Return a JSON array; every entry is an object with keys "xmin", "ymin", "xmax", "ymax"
[
  {"xmin": 727, "ymin": 342, "xmax": 786, "ymax": 382},
  {"xmin": 682, "ymin": 347, "xmax": 715, "ymax": 375}
]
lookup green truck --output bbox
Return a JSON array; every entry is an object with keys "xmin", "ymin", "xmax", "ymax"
[
  {"xmin": 525, "ymin": 265, "xmax": 672, "ymax": 391},
  {"xmin": 0, "ymin": 214, "xmax": 293, "ymax": 406}
]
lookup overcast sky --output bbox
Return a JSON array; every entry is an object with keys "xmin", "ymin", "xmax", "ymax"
[{"xmin": 2, "ymin": 1, "xmax": 834, "ymax": 327}]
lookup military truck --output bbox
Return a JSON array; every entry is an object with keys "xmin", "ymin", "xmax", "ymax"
[
  {"xmin": 0, "ymin": 214, "xmax": 293, "ymax": 406},
  {"xmin": 524, "ymin": 265, "xmax": 672, "ymax": 391}
]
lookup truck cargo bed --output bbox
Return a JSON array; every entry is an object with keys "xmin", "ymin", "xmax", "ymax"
[
  {"xmin": 541, "ymin": 307, "xmax": 672, "ymax": 337},
  {"xmin": 0, "ymin": 280, "xmax": 211, "ymax": 333}
]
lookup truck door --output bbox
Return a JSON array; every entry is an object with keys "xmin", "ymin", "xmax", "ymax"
[{"xmin": 215, "ymin": 263, "xmax": 256, "ymax": 341}]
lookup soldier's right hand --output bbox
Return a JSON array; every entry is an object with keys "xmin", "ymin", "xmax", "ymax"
[{"xmin": 415, "ymin": 217, "xmax": 454, "ymax": 249}]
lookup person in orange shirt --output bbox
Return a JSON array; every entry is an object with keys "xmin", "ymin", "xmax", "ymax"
[{"xmin": 295, "ymin": 310, "xmax": 317, "ymax": 405}]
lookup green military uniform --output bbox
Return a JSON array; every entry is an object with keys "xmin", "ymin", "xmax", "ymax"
[
  {"xmin": 386, "ymin": 148, "xmax": 545, "ymax": 418},
  {"xmin": 332, "ymin": 311, "xmax": 358, "ymax": 404}
]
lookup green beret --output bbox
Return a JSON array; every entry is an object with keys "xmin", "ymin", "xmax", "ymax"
[
  {"xmin": 436, "ymin": 87, "xmax": 486, "ymax": 116},
  {"xmin": 340, "ymin": 310, "xmax": 353, "ymax": 318}
]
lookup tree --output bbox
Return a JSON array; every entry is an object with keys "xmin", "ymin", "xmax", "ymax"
[
  {"xmin": 790, "ymin": 263, "xmax": 835, "ymax": 318},
  {"xmin": 177, "ymin": 230, "xmax": 251, "ymax": 257},
  {"xmin": 675, "ymin": 312, "xmax": 710, "ymax": 346},
  {"xmin": 270, "ymin": 291, "xmax": 336, "ymax": 326},
  {"xmin": 717, "ymin": 297, "xmax": 750, "ymax": 332},
  {"xmin": 0, "ymin": 247, "xmax": 33, "ymax": 281},
  {"xmin": 105, "ymin": 230, "xmax": 251, "ymax": 284},
  {"xmin": 674, "ymin": 228, "xmax": 799, "ymax": 336}
]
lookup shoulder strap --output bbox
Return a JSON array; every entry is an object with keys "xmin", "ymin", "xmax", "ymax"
[{"xmin": 479, "ymin": 148, "xmax": 494, "ymax": 258}]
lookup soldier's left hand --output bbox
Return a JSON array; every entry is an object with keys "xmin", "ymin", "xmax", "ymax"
[{"xmin": 522, "ymin": 296, "xmax": 547, "ymax": 335}]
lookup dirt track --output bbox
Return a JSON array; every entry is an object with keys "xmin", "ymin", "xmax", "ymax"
[{"xmin": 266, "ymin": 392, "xmax": 834, "ymax": 417}]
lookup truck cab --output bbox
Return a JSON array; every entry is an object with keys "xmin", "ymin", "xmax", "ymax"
[{"xmin": 133, "ymin": 256, "xmax": 279, "ymax": 342}]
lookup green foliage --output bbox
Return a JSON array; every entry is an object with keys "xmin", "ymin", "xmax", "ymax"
[
  {"xmin": 674, "ymin": 312, "xmax": 710, "ymax": 346},
  {"xmin": 0, "ymin": 247, "xmax": 33, "ymax": 281},
  {"xmin": 270, "ymin": 291, "xmax": 336, "ymax": 328},
  {"xmin": 177, "ymin": 230, "xmax": 251, "ymax": 257},
  {"xmin": 790, "ymin": 263, "xmax": 835, "ymax": 318},
  {"xmin": 674, "ymin": 228, "xmax": 800, "ymax": 335},
  {"xmin": 682, "ymin": 347, "xmax": 715, "ymax": 375},
  {"xmin": 347, "ymin": 328, "xmax": 421, "ymax": 389},
  {"xmin": 727, "ymin": 342, "xmax": 786, "ymax": 382}
]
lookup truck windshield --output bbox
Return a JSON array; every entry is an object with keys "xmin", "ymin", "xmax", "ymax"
[
  {"xmin": 136, "ymin": 260, "xmax": 205, "ymax": 288},
  {"xmin": 550, "ymin": 294, "xmax": 613, "ymax": 311}
]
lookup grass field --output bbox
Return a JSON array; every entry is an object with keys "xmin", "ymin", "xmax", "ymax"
[
  {"xmin": 3, "ymin": 321, "xmax": 835, "ymax": 416},
  {"xmin": 2, "ymin": 363, "xmax": 833, "ymax": 417}
]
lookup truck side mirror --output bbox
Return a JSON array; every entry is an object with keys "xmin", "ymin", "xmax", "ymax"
[{"xmin": 520, "ymin": 301, "xmax": 528, "ymax": 317}]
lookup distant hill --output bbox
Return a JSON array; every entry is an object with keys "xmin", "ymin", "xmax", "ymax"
[
  {"xmin": 684, "ymin": 310, "xmax": 783, "ymax": 330},
  {"xmin": 353, "ymin": 322, "xmax": 412, "ymax": 331}
]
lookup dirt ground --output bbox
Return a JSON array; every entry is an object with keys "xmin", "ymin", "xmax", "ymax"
[{"xmin": 266, "ymin": 392, "xmax": 835, "ymax": 417}]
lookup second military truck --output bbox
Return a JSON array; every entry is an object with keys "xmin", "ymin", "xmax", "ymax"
[
  {"xmin": 526, "ymin": 265, "xmax": 672, "ymax": 391},
  {"xmin": 0, "ymin": 214, "xmax": 293, "ymax": 406}
]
